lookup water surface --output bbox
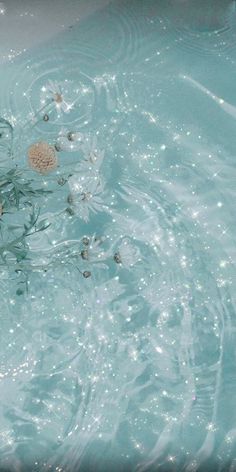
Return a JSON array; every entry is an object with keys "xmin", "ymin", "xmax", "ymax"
[{"xmin": 0, "ymin": 1, "xmax": 236, "ymax": 470}]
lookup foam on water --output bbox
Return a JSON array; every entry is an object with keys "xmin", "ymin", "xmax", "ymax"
[{"xmin": 0, "ymin": 1, "xmax": 236, "ymax": 471}]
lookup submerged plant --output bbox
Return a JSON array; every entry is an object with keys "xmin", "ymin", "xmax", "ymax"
[
  {"xmin": 0, "ymin": 79, "xmax": 139, "ymax": 291},
  {"xmin": 0, "ymin": 205, "xmax": 50, "ymax": 263},
  {"xmin": 0, "ymin": 117, "xmax": 13, "ymax": 159},
  {"xmin": 0, "ymin": 167, "xmax": 52, "ymax": 210},
  {"xmin": 0, "ymin": 168, "xmax": 51, "ymax": 209},
  {"xmin": 0, "ymin": 160, "xmax": 53, "ymax": 287}
]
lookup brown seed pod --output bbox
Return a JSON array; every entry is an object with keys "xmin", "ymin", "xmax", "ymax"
[
  {"xmin": 82, "ymin": 236, "xmax": 90, "ymax": 246},
  {"xmin": 81, "ymin": 249, "xmax": 89, "ymax": 260},
  {"xmin": 83, "ymin": 271, "xmax": 91, "ymax": 278},
  {"xmin": 81, "ymin": 192, "xmax": 92, "ymax": 202},
  {"xmin": 28, "ymin": 141, "xmax": 58, "ymax": 174},
  {"xmin": 57, "ymin": 177, "xmax": 67, "ymax": 186},
  {"xmin": 67, "ymin": 132, "xmax": 75, "ymax": 142},
  {"xmin": 114, "ymin": 252, "xmax": 122, "ymax": 264},
  {"xmin": 54, "ymin": 143, "xmax": 61, "ymax": 152},
  {"xmin": 67, "ymin": 194, "xmax": 74, "ymax": 205},
  {"xmin": 66, "ymin": 207, "xmax": 75, "ymax": 216}
]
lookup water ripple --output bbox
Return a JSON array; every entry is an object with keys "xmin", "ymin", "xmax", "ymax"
[{"xmin": 0, "ymin": 0, "xmax": 236, "ymax": 470}]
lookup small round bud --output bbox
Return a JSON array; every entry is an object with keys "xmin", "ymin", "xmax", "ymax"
[
  {"xmin": 55, "ymin": 143, "xmax": 61, "ymax": 152},
  {"xmin": 16, "ymin": 288, "xmax": 24, "ymax": 296},
  {"xmin": 81, "ymin": 249, "xmax": 89, "ymax": 260},
  {"xmin": 67, "ymin": 132, "xmax": 75, "ymax": 142},
  {"xmin": 82, "ymin": 237, "xmax": 90, "ymax": 246},
  {"xmin": 114, "ymin": 252, "xmax": 122, "ymax": 264},
  {"xmin": 57, "ymin": 177, "xmax": 67, "ymax": 186},
  {"xmin": 67, "ymin": 194, "xmax": 74, "ymax": 205},
  {"xmin": 66, "ymin": 207, "xmax": 75, "ymax": 216}
]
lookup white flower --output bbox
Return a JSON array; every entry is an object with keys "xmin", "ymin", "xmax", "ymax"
[
  {"xmin": 68, "ymin": 177, "xmax": 107, "ymax": 222},
  {"xmin": 81, "ymin": 135, "xmax": 105, "ymax": 171},
  {"xmin": 76, "ymin": 191, "xmax": 104, "ymax": 222},
  {"xmin": 80, "ymin": 234, "xmax": 108, "ymax": 270},
  {"xmin": 65, "ymin": 133, "xmax": 107, "ymax": 222},
  {"xmin": 40, "ymin": 80, "xmax": 74, "ymax": 114},
  {"xmin": 85, "ymin": 234, "xmax": 106, "ymax": 257},
  {"xmin": 115, "ymin": 238, "xmax": 141, "ymax": 268}
]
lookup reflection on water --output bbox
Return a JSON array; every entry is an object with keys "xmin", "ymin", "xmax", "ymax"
[
  {"xmin": 155, "ymin": 0, "xmax": 236, "ymax": 32},
  {"xmin": 0, "ymin": 0, "xmax": 236, "ymax": 471}
]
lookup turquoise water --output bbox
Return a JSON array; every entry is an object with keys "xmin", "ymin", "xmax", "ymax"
[{"xmin": 1, "ymin": 1, "xmax": 236, "ymax": 470}]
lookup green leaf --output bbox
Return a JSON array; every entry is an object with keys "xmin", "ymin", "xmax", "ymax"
[{"xmin": 36, "ymin": 219, "xmax": 51, "ymax": 232}]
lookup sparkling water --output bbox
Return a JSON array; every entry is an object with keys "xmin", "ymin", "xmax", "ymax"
[{"xmin": 1, "ymin": 1, "xmax": 236, "ymax": 470}]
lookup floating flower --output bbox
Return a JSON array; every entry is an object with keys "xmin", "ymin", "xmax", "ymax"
[
  {"xmin": 40, "ymin": 80, "xmax": 74, "ymax": 114},
  {"xmin": 80, "ymin": 234, "xmax": 108, "ymax": 270},
  {"xmin": 28, "ymin": 141, "xmax": 58, "ymax": 174},
  {"xmin": 81, "ymin": 135, "xmax": 105, "ymax": 171},
  {"xmin": 68, "ymin": 177, "xmax": 106, "ymax": 222},
  {"xmin": 114, "ymin": 238, "xmax": 141, "ymax": 268},
  {"xmin": 75, "ymin": 189, "xmax": 105, "ymax": 222},
  {"xmin": 86, "ymin": 234, "xmax": 107, "ymax": 261}
]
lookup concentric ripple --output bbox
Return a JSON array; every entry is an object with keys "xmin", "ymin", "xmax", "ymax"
[{"xmin": 140, "ymin": 0, "xmax": 236, "ymax": 59}]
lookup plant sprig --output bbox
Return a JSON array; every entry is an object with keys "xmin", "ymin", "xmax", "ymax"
[
  {"xmin": 0, "ymin": 206, "xmax": 50, "ymax": 263},
  {"xmin": 0, "ymin": 167, "xmax": 52, "ymax": 211}
]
